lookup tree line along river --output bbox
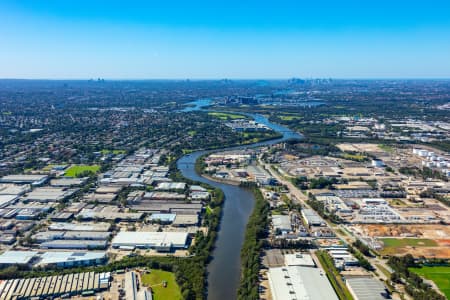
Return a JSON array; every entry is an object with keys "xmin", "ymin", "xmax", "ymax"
[{"xmin": 177, "ymin": 101, "xmax": 301, "ymax": 299}]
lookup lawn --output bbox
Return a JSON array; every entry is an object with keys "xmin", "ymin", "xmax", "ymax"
[
  {"xmin": 141, "ymin": 269, "xmax": 182, "ymax": 300},
  {"xmin": 378, "ymin": 144, "xmax": 394, "ymax": 153},
  {"xmin": 410, "ymin": 266, "xmax": 450, "ymax": 299},
  {"xmin": 279, "ymin": 115, "xmax": 302, "ymax": 121},
  {"xmin": 379, "ymin": 238, "xmax": 439, "ymax": 255},
  {"xmin": 342, "ymin": 153, "xmax": 367, "ymax": 161},
  {"xmin": 65, "ymin": 164, "xmax": 100, "ymax": 177},
  {"xmin": 100, "ymin": 149, "xmax": 126, "ymax": 155},
  {"xmin": 381, "ymin": 238, "xmax": 438, "ymax": 248},
  {"xmin": 208, "ymin": 112, "xmax": 246, "ymax": 120},
  {"xmin": 389, "ymin": 199, "xmax": 407, "ymax": 206}
]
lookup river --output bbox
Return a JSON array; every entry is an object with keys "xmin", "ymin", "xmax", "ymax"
[{"xmin": 177, "ymin": 101, "xmax": 301, "ymax": 300}]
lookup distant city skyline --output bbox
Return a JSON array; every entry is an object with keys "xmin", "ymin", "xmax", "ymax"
[{"xmin": 1, "ymin": 0, "xmax": 450, "ymax": 79}]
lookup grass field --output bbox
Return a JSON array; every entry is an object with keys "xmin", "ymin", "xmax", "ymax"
[
  {"xmin": 389, "ymin": 199, "xmax": 407, "ymax": 206},
  {"xmin": 378, "ymin": 144, "xmax": 394, "ymax": 153},
  {"xmin": 141, "ymin": 270, "xmax": 182, "ymax": 300},
  {"xmin": 208, "ymin": 112, "xmax": 246, "ymax": 120},
  {"xmin": 410, "ymin": 266, "xmax": 450, "ymax": 298},
  {"xmin": 380, "ymin": 238, "xmax": 438, "ymax": 256},
  {"xmin": 381, "ymin": 238, "xmax": 438, "ymax": 248},
  {"xmin": 279, "ymin": 115, "xmax": 302, "ymax": 121},
  {"xmin": 100, "ymin": 149, "xmax": 126, "ymax": 155},
  {"xmin": 65, "ymin": 165, "xmax": 100, "ymax": 177},
  {"xmin": 342, "ymin": 153, "xmax": 368, "ymax": 161}
]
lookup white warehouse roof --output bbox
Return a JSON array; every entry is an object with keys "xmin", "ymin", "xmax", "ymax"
[
  {"xmin": 112, "ymin": 231, "xmax": 188, "ymax": 248},
  {"xmin": 0, "ymin": 251, "xmax": 39, "ymax": 265},
  {"xmin": 35, "ymin": 251, "xmax": 107, "ymax": 267},
  {"xmin": 284, "ymin": 253, "xmax": 315, "ymax": 267},
  {"xmin": 268, "ymin": 266, "xmax": 338, "ymax": 300},
  {"xmin": 346, "ymin": 276, "xmax": 388, "ymax": 300}
]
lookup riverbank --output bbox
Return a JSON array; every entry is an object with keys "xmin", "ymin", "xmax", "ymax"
[{"xmin": 177, "ymin": 112, "xmax": 301, "ymax": 300}]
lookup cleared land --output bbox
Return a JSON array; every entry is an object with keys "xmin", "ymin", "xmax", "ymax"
[
  {"xmin": 354, "ymin": 225, "xmax": 450, "ymax": 258},
  {"xmin": 141, "ymin": 270, "xmax": 182, "ymax": 300},
  {"xmin": 410, "ymin": 266, "xmax": 450, "ymax": 299},
  {"xmin": 65, "ymin": 165, "xmax": 100, "ymax": 177}
]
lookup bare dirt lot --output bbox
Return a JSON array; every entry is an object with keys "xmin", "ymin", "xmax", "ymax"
[{"xmin": 353, "ymin": 224, "xmax": 450, "ymax": 258}]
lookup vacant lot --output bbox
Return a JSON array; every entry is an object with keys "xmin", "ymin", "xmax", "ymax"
[
  {"xmin": 410, "ymin": 266, "xmax": 450, "ymax": 299},
  {"xmin": 379, "ymin": 238, "xmax": 450, "ymax": 258},
  {"xmin": 381, "ymin": 238, "xmax": 438, "ymax": 248},
  {"xmin": 65, "ymin": 164, "xmax": 100, "ymax": 177},
  {"xmin": 352, "ymin": 225, "xmax": 450, "ymax": 258},
  {"xmin": 141, "ymin": 269, "xmax": 182, "ymax": 300}
]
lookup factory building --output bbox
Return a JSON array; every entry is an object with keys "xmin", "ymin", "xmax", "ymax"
[
  {"xmin": 345, "ymin": 276, "xmax": 389, "ymax": 300},
  {"xmin": 268, "ymin": 266, "xmax": 338, "ymax": 300},
  {"xmin": 0, "ymin": 271, "xmax": 110, "ymax": 299},
  {"xmin": 112, "ymin": 231, "xmax": 189, "ymax": 251},
  {"xmin": 0, "ymin": 174, "xmax": 49, "ymax": 186},
  {"xmin": 35, "ymin": 251, "xmax": 107, "ymax": 268},
  {"xmin": 49, "ymin": 222, "xmax": 111, "ymax": 232},
  {"xmin": 272, "ymin": 215, "xmax": 292, "ymax": 234},
  {"xmin": 0, "ymin": 251, "xmax": 39, "ymax": 267},
  {"xmin": 284, "ymin": 253, "xmax": 315, "ymax": 267},
  {"xmin": 0, "ymin": 251, "xmax": 107, "ymax": 268},
  {"xmin": 40, "ymin": 239, "xmax": 108, "ymax": 250},
  {"xmin": 301, "ymin": 208, "xmax": 326, "ymax": 227}
]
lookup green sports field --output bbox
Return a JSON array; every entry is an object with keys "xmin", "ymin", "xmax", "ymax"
[
  {"xmin": 410, "ymin": 266, "xmax": 450, "ymax": 298},
  {"xmin": 141, "ymin": 269, "xmax": 182, "ymax": 300},
  {"xmin": 64, "ymin": 165, "xmax": 100, "ymax": 177}
]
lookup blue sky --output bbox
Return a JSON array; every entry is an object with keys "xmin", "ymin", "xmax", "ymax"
[{"xmin": 1, "ymin": 1, "xmax": 450, "ymax": 79}]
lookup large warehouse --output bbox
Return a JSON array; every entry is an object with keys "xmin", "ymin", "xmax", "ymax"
[
  {"xmin": 268, "ymin": 266, "xmax": 338, "ymax": 300},
  {"xmin": 111, "ymin": 231, "xmax": 188, "ymax": 251}
]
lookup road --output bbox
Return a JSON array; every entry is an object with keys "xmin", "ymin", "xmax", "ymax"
[{"xmin": 259, "ymin": 158, "xmax": 411, "ymax": 299}]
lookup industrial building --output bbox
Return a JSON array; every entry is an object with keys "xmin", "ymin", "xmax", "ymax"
[
  {"xmin": 76, "ymin": 206, "xmax": 143, "ymax": 221},
  {"xmin": 272, "ymin": 215, "xmax": 292, "ymax": 234},
  {"xmin": 284, "ymin": 253, "xmax": 315, "ymax": 267},
  {"xmin": 0, "ymin": 194, "xmax": 19, "ymax": 208},
  {"xmin": 130, "ymin": 201, "xmax": 202, "ymax": 214},
  {"xmin": 40, "ymin": 239, "xmax": 108, "ymax": 250},
  {"xmin": 50, "ymin": 177, "xmax": 88, "ymax": 187},
  {"xmin": 0, "ymin": 174, "xmax": 49, "ymax": 186},
  {"xmin": 0, "ymin": 251, "xmax": 39, "ymax": 267},
  {"xmin": 24, "ymin": 187, "xmax": 77, "ymax": 202},
  {"xmin": 301, "ymin": 208, "xmax": 326, "ymax": 227},
  {"xmin": 125, "ymin": 271, "xmax": 153, "ymax": 300},
  {"xmin": 112, "ymin": 231, "xmax": 189, "ymax": 251},
  {"xmin": 0, "ymin": 271, "xmax": 109, "ymax": 299},
  {"xmin": 148, "ymin": 213, "xmax": 176, "ymax": 224},
  {"xmin": 143, "ymin": 192, "xmax": 186, "ymax": 201},
  {"xmin": 0, "ymin": 251, "xmax": 107, "ymax": 268},
  {"xmin": 49, "ymin": 222, "xmax": 111, "ymax": 232},
  {"xmin": 268, "ymin": 266, "xmax": 338, "ymax": 300},
  {"xmin": 345, "ymin": 276, "xmax": 388, "ymax": 300},
  {"xmin": 172, "ymin": 214, "xmax": 199, "ymax": 227},
  {"xmin": 32, "ymin": 230, "xmax": 111, "ymax": 243},
  {"xmin": 327, "ymin": 248, "xmax": 359, "ymax": 269},
  {"xmin": 35, "ymin": 251, "xmax": 107, "ymax": 268},
  {"xmin": 155, "ymin": 182, "xmax": 186, "ymax": 190}
]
